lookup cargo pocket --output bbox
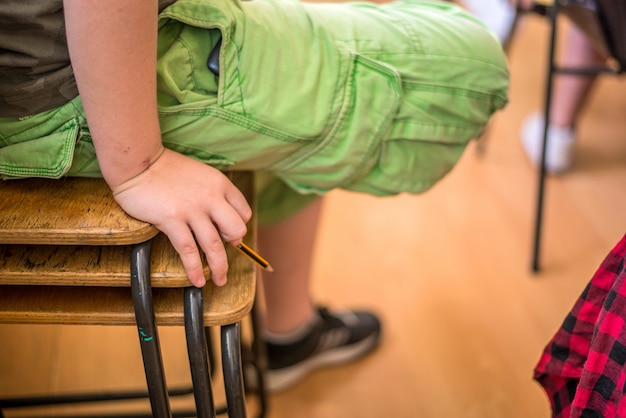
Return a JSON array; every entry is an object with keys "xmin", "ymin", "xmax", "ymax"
[
  {"xmin": 270, "ymin": 52, "xmax": 402, "ymax": 194},
  {"xmin": 0, "ymin": 118, "xmax": 79, "ymax": 180}
]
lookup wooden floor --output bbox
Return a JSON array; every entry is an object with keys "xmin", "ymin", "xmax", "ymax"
[{"xmin": 2, "ymin": 12, "xmax": 626, "ymax": 418}]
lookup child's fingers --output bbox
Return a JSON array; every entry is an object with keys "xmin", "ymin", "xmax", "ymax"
[
  {"xmin": 225, "ymin": 186, "xmax": 253, "ymax": 224},
  {"xmin": 190, "ymin": 217, "xmax": 231, "ymax": 287},
  {"xmin": 161, "ymin": 223, "xmax": 208, "ymax": 288},
  {"xmin": 209, "ymin": 203, "xmax": 249, "ymax": 245}
]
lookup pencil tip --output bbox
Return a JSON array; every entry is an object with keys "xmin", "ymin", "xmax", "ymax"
[{"xmin": 266, "ymin": 266, "xmax": 275, "ymax": 273}]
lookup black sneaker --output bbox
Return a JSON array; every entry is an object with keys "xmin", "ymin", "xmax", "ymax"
[{"xmin": 262, "ymin": 306, "xmax": 382, "ymax": 392}]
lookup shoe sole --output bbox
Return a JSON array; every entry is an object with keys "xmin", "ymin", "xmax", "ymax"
[{"xmin": 263, "ymin": 332, "xmax": 380, "ymax": 393}]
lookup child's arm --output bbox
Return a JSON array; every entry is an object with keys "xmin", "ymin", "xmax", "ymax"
[{"xmin": 64, "ymin": 0, "xmax": 251, "ymax": 287}]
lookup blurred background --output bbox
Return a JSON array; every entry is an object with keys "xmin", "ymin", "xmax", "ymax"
[{"xmin": 1, "ymin": 3, "xmax": 626, "ymax": 417}]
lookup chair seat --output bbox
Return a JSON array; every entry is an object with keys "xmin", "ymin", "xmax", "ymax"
[
  {"xmin": 0, "ymin": 233, "xmax": 211, "ymax": 288},
  {"xmin": 0, "ymin": 172, "xmax": 260, "ymax": 418},
  {"xmin": 0, "ymin": 172, "xmax": 257, "ymax": 325},
  {"xmin": 0, "ymin": 177, "xmax": 159, "ymax": 245},
  {"xmin": 596, "ymin": 0, "xmax": 626, "ymax": 67},
  {"xmin": 560, "ymin": 0, "xmax": 626, "ymax": 69},
  {"xmin": 0, "ymin": 275, "xmax": 255, "ymax": 326}
]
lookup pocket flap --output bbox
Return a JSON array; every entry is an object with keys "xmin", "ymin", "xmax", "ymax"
[{"xmin": 0, "ymin": 118, "xmax": 79, "ymax": 180}]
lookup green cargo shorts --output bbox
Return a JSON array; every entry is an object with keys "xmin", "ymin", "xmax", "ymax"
[{"xmin": 0, "ymin": 0, "xmax": 509, "ymax": 225}]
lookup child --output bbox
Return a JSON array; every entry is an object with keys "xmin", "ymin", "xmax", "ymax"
[{"xmin": 0, "ymin": 0, "xmax": 509, "ymax": 391}]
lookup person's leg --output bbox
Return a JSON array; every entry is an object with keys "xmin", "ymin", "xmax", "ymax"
[
  {"xmin": 258, "ymin": 196, "xmax": 322, "ymax": 334},
  {"xmin": 550, "ymin": 25, "xmax": 604, "ymax": 127},
  {"xmin": 521, "ymin": 24, "xmax": 606, "ymax": 173},
  {"xmin": 256, "ymin": 196, "xmax": 381, "ymax": 392}
]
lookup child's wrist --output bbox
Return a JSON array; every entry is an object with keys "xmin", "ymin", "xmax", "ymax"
[{"xmin": 109, "ymin": 146, "xmax": 166, "ymax": 195}]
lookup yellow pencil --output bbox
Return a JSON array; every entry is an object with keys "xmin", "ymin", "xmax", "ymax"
[{"xmin": 235, "ymin": 242, "xmax": 274, "ymax": 272}]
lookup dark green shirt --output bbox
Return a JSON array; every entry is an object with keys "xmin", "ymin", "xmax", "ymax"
[{"xmin": 0, "ymin": 0, "xmax": 175, "ymax": 118}]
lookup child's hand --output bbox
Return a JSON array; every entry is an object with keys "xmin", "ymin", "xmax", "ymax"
[{"xmin": 111, "ymin": 148, "xmax": 252, "ymax": 288}]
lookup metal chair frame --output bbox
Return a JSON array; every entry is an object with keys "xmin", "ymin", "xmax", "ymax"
[
  {"xmin": 531, "ymin": 0, "xmax": 624, "ymax": 272},
  {"xmin": 0, "ymin": 176, "xmax": 268, "ymax": 418}
]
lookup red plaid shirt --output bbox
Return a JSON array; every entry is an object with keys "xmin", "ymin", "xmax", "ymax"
[{"xmin": 534, "ymin": 234, "xmax": 626, "ymax": 417}]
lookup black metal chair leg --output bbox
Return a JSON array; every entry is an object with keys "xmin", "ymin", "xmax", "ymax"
[
  {"xmin": 248, "ymin": 301, "xmax": 268, "ymax": 418},
  {"xmin": 131, "ymin": 240, "xmax": 172, "ymax": 418},
  {"xmin": 205, "ymin": 327, "xmax": 218, "ymax": 378},
  {"xmin": 530, "ymin": 2, "xmax": 617, "ymax": 272},
  {"xmin": 184, "ymin": 287, "xmax": 216, "ymax": 418},
  {"xmin": 222, "ymin": 323, "xmax": 247, "ymax": 418},
  {"xmin": 531, "ymin": 1, "xmax": 560, "ymax": 273}
]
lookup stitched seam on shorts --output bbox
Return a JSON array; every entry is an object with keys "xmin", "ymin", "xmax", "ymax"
[
  {"xmin": 425, "ymin": 50, "xmax": 509, "ymax": 70},
  {"xmin": 0, "ymin": 119, "xmax": 77, "ymax": 178},
  {"xmin": 176, "ymin": 34, "xmax": 199, "ymax": 95},
  {"xmin": 269, "ymin": 53, "xmax": 357, "ymax": 172},
  {"xmin": 160, "ymin": 9, "xmax": 228, "ymax": 28},
  {"xmin": 336, "ymin": 54, "xmax": 401, "ymax": 188},
  {"xmin": 316, "ymin": 45, "xmax": 345, "ymax": 142},
  {"xmin": 69, "ymin": 130, "xmax": 100, "ymax": 175},
  {"xmin": 229, "ymin": 35, "xmax": 249, "ymax": 118},
  {"xmin": 0, "ymin": 106, "xmax": 65, "ymax": 143},
  {"xmin": 403, "ymin": 81, "xmax": 506, "ymax": 104},
  {"xmin": 159, "ymin": 106, "xmax": 310, "ymax": 143},
  {"xmin": 387, "ymin": 13, "xmax": 422, "ymax": 51},
  {"xmin": 390, "ymin": 121, "xmax": 482, "ymax": 134}
]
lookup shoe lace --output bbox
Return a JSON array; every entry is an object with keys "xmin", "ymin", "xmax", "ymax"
[{"xmin": 315, "ymin": 306, "xmax": 351, "ymax": 349}]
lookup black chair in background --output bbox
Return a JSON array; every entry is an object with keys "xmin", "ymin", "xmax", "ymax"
[{"xmin": 531, "ymin": 0, "xmax": 626, "ymax": 272}]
